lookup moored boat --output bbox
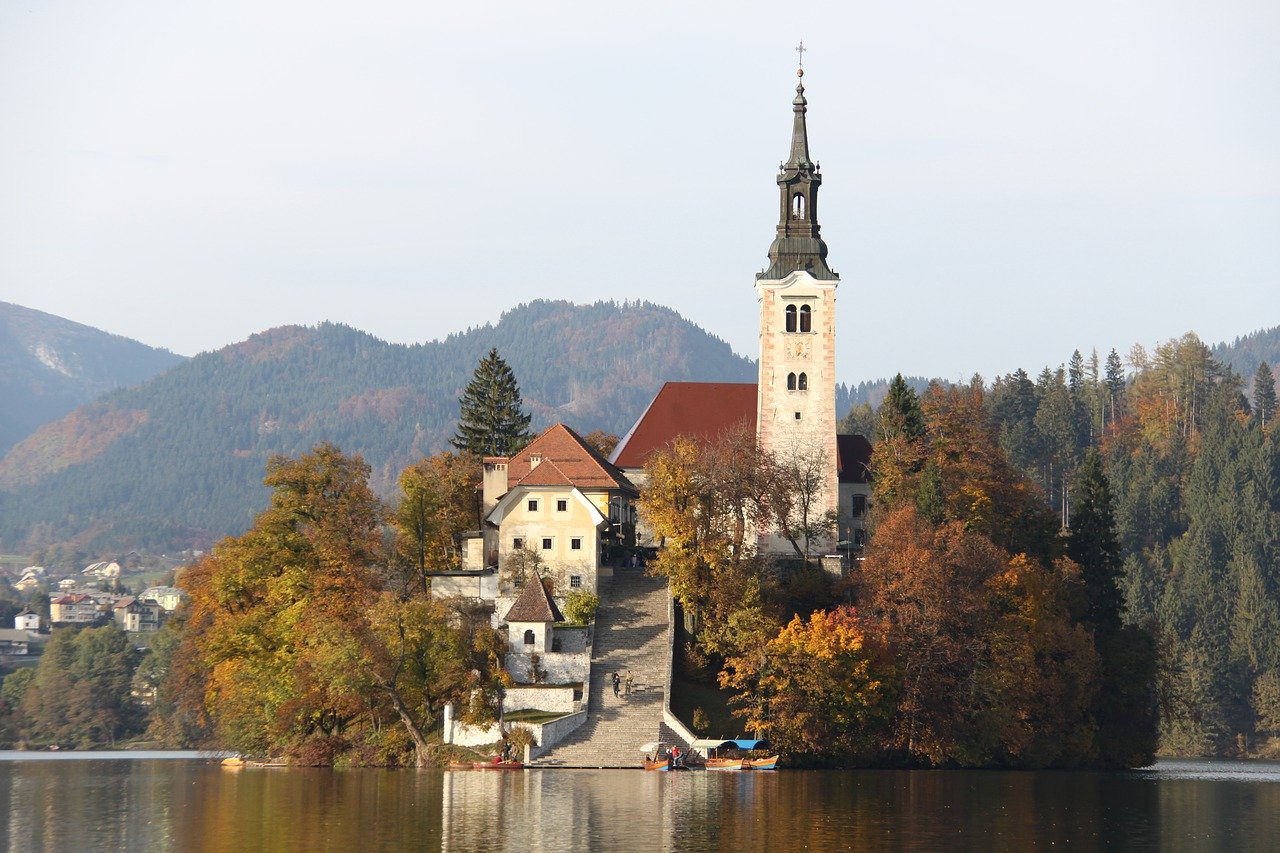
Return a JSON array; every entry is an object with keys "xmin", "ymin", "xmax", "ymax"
[
  {"xmin": 704, "ymin": 757, "xmax": 744, "ymax": 771},
  {"xmin": 743, "ymin": 755, "xmax": 779, "ymax": 770},
  {"xmin": 472, "ymin": 760, "xmax": 524, "ymax": 770}
]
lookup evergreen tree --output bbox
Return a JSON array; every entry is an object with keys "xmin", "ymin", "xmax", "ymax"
[
  {"xmin": 451, "ymin": 348, "xmax": 533, "ymax": 456},
  {"xmin": 1254, "ymin": 361, "xmax": 1277, "ymax": 429},
  {"xmin": 877, "ymin": 374, "xmax": 926, "ymax": 442},
  {"xmin": 1068, "ymin": 349, "xmax": 1085, "ymax": 396},
  {"xmin": 1068, "ymin": 448, "xmax": 1124, "ymax": 632},
  {"xmin": 1104, "ymin": 348, "xmax": 1126, "ymax": 426}
]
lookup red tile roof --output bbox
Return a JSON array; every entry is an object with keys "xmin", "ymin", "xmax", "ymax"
[
  {"xmin": 503, "ymin": 573, "xmax": 565, "ymax": 623},
  {"xmin": 837, "ymin": 434, "xmax": 872, "ymax": 484},
  {"xmin": 610, "ymin": 382, "xmax": 758, "ymax": 469},
  {"xmin": 506, "ymin": 423, "xmax": 636, "ymax": 493}
]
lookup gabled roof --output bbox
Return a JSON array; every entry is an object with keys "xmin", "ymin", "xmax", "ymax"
[
  {"xmin": 506, "ymin": 423, "xmax": 636, "ymax": 493},
  {"xmin": 113, "ymin": 596, "xmax": 137, "ymax": 610},
  {"xmin": 837, "ymin": 434, "xmax": 872, "ymax": 485},
  {"xmin": 610, "ymin": 382, "xmax": 758, "ymax": 469},
  {"xmin": 503, "ymin": 573, "xmax": 565, "ymax": 623}
]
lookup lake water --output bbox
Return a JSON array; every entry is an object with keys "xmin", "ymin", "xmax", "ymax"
[{"xmin": 1, "ymin": 753, "xmax": 1277, "ymax": 851}]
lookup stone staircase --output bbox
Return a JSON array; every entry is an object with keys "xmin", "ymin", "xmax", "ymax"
[{"xmin": 530, "ymin": 565, "xmax": 682, "ymax": 767}]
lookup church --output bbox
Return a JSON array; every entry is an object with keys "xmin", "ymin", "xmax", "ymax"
[{"xmin": 609, "ymin": 64, "xmax": 871, "ymax": 558}]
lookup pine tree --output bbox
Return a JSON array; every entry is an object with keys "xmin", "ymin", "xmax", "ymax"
[
  {"xmin": 1068, "ymin": 349, "xmax": 1085, "ymax": 396},
  {"xmin": 877, "ymin": 374, "xmax": 925, "ymax": 442},
  {"xmin": 1104, "ymin": 349, "xmax": 1126, "ymax": 427},
  {"xmin": 1254, "ymin": 361, "xmax": 1277, "ymax": 429},
  {"xmin": 1068, "ymin": 448, "xmax": 1124, "ymax": 632},
  {"xmin": 451, "ymin": 348, "xmax": 532, "ymax": 456}
]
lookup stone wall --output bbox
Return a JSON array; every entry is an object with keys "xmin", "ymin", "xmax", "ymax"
[
  {"xmin": 505, "ymin": 650, "xmax": 590, "ymax": 685},
  {"xmin": 525, "ymin": 711, "xmax": 588, "ymax": 759},
  {"xmin": 504, "ymin": 685, "xmax": 579, "ymax": 714}
]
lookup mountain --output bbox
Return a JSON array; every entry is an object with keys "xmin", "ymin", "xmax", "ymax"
[
  {"xmin": 1213, "ymin": 324, "xmax": 1280, "ymax": 392},
  {"xmin": 0, "ymin": 301, "xmax": 184, "ymax": 456},
  {"xmin": 0, "ymin": 299, "xmax": 754, "ymax": 553}
]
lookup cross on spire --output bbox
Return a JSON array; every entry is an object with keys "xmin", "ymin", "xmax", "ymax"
[{"xmin": 795, "ymin": 41, "xmax": 806, "ymax": 71}]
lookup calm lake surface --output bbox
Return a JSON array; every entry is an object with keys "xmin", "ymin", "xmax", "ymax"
[{"xmin": 1, "ymin": 754, "xmax": 1277, "ymax": 851}]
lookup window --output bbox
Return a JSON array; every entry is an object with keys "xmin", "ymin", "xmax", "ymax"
[
  {"xmin": 527, "ymin": 499, "xmax": 539, "ymax": 512},
  {"xmin": 570, "ymin": 575, "xmax": 582, "ymax": 588},
  {"xmin": 792, "ymin": 193, "xmax": 806, "ymax": 219},
  {"xmin": 571, "ymin": 537, "xmax": 582, "ymax": 550},
  {"xmin": 512, "ymin": 537, "xmax": 524, "ymax": 550},
  {"xmin": 552, "ymin": 638, "xmax": 562, "ymax": 652},
  {"xmin": 851, "ymin": 495, "xmax": 867, "ymax": 518},
  {"xmin": 556, "ymin": 499, "xmax": 568, "ymax": 512},
  {"xmin": 799, "ymin": 304, "xmax": 812, "ymax": 333},
  {"xmin": 787, "ymin": 372, "xmax": 797, "ymax": 391},
  {"xmin": 797, "ymin": 372, "xmax": 808, "ymax": 391},
  {"xmin": 523, "ymin": 630, "xmax": 535, "ymax": 645},
  {"xmin": 854, "ymin": 529, "xmax": 867, "ymax": 547},
  {"xmin": 785, "ymin": 304, "xmax": 797, "ymax": 333},
  {"xmin": 794, "ymin": 412, "xmax": 802, "ymax": 420},
  {"xmin": 541, "ymin": 537, "xmax": 553, "ymax": 551}
]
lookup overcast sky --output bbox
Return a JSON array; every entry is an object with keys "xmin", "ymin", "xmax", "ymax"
[{"xmin": 2, "ymin": 1, "xmax": 1277, "ymax": 383}]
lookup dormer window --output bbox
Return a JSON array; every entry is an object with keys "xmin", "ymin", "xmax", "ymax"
[{"xmin": 530, "ymin": 455, "xmax": 542, "ymax": 469}]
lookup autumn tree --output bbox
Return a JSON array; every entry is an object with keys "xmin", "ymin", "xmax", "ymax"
[
  {"xmin": 171, "ymin": 444, "xmax": 504, "ymax": 766},
  {"xmin": 720, "ymin": 607, "xmax": 896, "ymax": 761},
  {"xmin": 769, "ymin": 441, "xmax": 838, "ymax": 561},
  {"xmin": 582, "ymin": 430, "xmax": 620, "ymax": 458},
  {"xmin": 393, "ymin": 451, "xmax": 481, "ymax": 593},
  {"xmin": 452, "ymin": 348, "xmax": 532, "ymax": 456}
]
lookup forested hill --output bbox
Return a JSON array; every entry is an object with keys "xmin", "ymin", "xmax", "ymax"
[
  {"xmin": 0, "ymin": 299, "xmax": 754, "ymax": 553},
  {"xmin": 1214, "ymin": 324, "xmax": 1280, "ymax": 389},
  {"xmin": 0, "ymin": 301, "xmax": 184, "ymax": 456}
]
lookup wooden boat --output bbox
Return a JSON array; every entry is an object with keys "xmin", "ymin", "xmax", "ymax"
[
  {"xmin": 446, "ymin": 761, "xmax": 473, "ymax": 770},
  {"xmin": 704, "ymin": 757, "xmax": 744, "ymax": 771},
  {"xmin": 471, "ymin": 759, "xmax": 524, "ymax": 770},
  {"xmin": 220, "ymin": 756, "xmax": 246, "ymax": 768},
  {"xmin": 743, "ymin": 755, "xmax": 779, "ymax": 770}
]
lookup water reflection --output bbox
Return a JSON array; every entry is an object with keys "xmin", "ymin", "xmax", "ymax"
[{"xmin": 0, "ymin": 758, "xmax": 1276, "ymax": 851}]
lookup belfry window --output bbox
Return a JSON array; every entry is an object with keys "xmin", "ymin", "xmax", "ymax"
[
  {"xmin": 787, "ymin": 372, "xmax": 797, "ymax": 391},
  {"xmin": 799, "ymin": 304, "xmax": 812, "ymax": 333},
  {"xmin": 798, "ymin": 372, "xmax": 808, "ymax": 391},
  {"xmin": 792, "ymin": 193, "xmax": 806, "ymax": 219},
  {"xmin": 785, "ymin": 304, "xmax": 797, "ymax": 333}
]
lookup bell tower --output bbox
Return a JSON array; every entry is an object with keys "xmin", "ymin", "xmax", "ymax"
[{"xmin": 755, "ymin": 59, "xmax": 840, "ymax": 551}]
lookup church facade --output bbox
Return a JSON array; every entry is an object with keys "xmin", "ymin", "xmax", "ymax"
[{"xmin": 611, "ymin": 67, "xmax": 870, "ymax": 557}]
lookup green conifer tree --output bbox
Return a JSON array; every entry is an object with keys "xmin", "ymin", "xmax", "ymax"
[
  {"xmin": 1068, "ymin": 448, "xmax": 1124, "ymax": 632},
  {"xmin": 1253, "ymin": 361, "xmax": 1277, "ymax": 429},
  {"xmin": 877, "ymin": 374, "xmax": 925, "ymax": 443},
  {"xmin": 1104, "ymin": 349, "xmax": 1126, "ymax": 426},
  {"xmin": 451, "ymin": 348, "xmax": 533, "ymax": 456}
]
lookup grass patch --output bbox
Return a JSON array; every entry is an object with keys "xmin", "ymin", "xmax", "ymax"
[
  {"xmin": 671, "ymin": 676, "xmax": 743, "ymax": 739},
  {"xmin": 503, "ymin": 709, "xmax": 567, "ymax": 724}
]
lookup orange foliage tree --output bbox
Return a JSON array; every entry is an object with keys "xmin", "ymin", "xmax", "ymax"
[{"xmin": 720, "ymin": 607, "xmax": 896, "ymax": 760}]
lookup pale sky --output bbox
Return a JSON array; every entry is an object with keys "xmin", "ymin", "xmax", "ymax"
[{"xmin": 2, "ymin": 1, "xmax": 1277, "ymax": 384}]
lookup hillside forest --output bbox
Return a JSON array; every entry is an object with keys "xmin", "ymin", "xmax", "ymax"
[{"xmin": 842, "ymin": 334, "xmax": 1279, "ymax": 757}]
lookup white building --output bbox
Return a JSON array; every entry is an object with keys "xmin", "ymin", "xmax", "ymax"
[
  {"xmin": 140, "ymin": 586, "xmax": 187, "ymax": 612},
  {"xmin": 13, "ymin": 609, "xmax": 39, "ymax": 631}
]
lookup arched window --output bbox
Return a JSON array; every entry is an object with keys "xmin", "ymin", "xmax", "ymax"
[
  {"xmin": 792, "ymin": 193, "xmax": 806, "ymax": 219},
  {"xmin": 785, "ymin": 304, "xmax": 797, "ymax": 333},
  {"xmin": 523, "ymin": 629, "xmax": 535, "ymax": 645},
  {"xmin": 787, "ymin": 372, "xmax": 797, "ymax": 391},
  {"xmin": 798, "ymin": 372, "xmax": 808, "ymax": 391},
  {"xmin": 799, "ymin": 304, "xmax": 812, "ymax": 333}
]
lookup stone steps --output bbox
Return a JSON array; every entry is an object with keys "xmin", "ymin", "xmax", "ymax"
[{"xmin": 529, "ymin": 567, "xmax": 673, "ymax": 768}]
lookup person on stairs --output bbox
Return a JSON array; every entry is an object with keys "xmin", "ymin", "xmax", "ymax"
[{"xmin": 612, "ymin": 672, "xmax": 621, "ymax": 698}]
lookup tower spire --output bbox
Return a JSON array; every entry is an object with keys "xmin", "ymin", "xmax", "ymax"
[{"xmin": 759, "ymin": 50, "xmax": 836, "ymax": 281}]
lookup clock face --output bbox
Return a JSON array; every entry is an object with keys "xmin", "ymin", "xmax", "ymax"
[{"xmin": 792, "ymin": 339, "xmax": 810, "ymax": 359}]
